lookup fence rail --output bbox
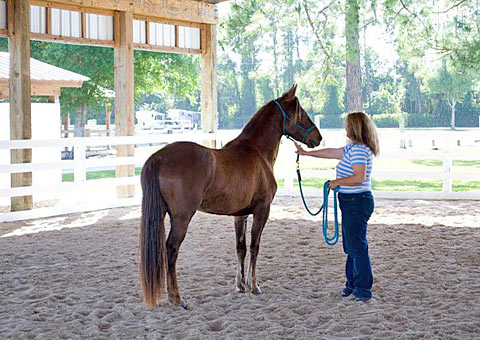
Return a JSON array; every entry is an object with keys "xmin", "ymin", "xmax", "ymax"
[{"xmin": 1, "ymin": 129, "xmax": 479, "ymax": 222}]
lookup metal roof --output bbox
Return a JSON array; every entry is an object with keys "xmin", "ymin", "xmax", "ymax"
[{"xmin": 0, "ymin": 52, "xmax": 90, "ymax": 84}]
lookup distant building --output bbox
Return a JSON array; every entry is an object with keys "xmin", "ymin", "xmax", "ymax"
[
  {"xmin": 135, "ymin": 110, "xmax": 166, "ymax": 127},
  {"xmin": 168, "ymin": 109, "xmax": 201, "ymax": 129}
]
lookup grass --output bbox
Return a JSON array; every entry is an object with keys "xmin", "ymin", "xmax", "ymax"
[
  {"xmin": 452, "ymin": 180, "xmax": 480, "ymax": 192},
  {"xmin": 275, "ymin": 178, "xmax": 480, "ymax": 192},
  {"xmin": 62, "ymin": 167, "xmax": 142, "ymax": 182}
]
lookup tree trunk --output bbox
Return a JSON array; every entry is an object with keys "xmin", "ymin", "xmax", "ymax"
[
  {"xmin": 363, "ymin": 25, "xmax": 371, "ymax": 110},
  {"xmin": 450, "ymin": 100, "xmax": 456, "ymax": 130},
  {"xmin": 73, "ymin": 104, "xmax": 87, "ymax": 137},
  {"xmin": 345, "ymin": 0, "xmax": 362, "ymax": 113},
  {"xmin": 63, "ymin": 114, "xmax": 69, "ymax": 138},
  {"xmin": 416, "ymin": 78, "xmax": 422, "ymax": 114}
]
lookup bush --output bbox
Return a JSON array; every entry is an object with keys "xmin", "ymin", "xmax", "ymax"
[
  {"xmin": 406, "ymin": 114, "xmax": 449, "ymax": 127},
  {"xmin": 319, "ymin": 114, "xmax": 343, "ymax": 128},
  {"xmin": 370, "ymin": 113, "xmax": 405, "ymax": 128}
]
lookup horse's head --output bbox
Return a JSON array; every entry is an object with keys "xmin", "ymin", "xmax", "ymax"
[{"xmin": 275, "ymin": 84, "xmax": 322, "ymax": 148}]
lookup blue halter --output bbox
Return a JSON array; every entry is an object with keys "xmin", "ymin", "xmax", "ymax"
[{"xmin": 274, "ymin": 100, "xmax": 316, "ymax": 143}]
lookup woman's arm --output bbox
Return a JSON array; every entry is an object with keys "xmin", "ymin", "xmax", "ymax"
[
  {"xmin": 329, "ymin": 164, "xmax": 367, "ymax": 189},
  {"xmin": 294, "ymin": 142, "xmax": 343, "ymax": 159}
]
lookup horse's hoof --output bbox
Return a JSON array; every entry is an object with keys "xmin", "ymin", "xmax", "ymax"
[
  {"xmin": 252, "ymin": 285, "xmax": 263, "ymax": 295},
  {"xmin": 236, "ymin": 280, "xmax": 247, "ymax": 293},
  {"xmin": 169, "ymin": 295, "xmax": 188, "ymax": 309}
]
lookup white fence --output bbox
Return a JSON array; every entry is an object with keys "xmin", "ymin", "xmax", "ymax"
[
  {"xmin": 0, "ymin": 132, "xmax": 219, "ymax": 222},
  {"xmin": 277, "ymin": 129, "xmax": 480, "ymax": 200},
  {"xmin": 1, "ymin": 129, "xmax": 479, "ymax": 222}
]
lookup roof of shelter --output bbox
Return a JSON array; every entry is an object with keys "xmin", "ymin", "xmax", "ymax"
[
  {"xmin": 0, "ymin": 52, "xmax": 90, "ymax": 85},
  {"xmin": 0, "ymin": 52, "xmax": 89, "ymax": 98}
]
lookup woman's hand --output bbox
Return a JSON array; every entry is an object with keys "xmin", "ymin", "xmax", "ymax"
[
  {"xmin": 294, "ymin": 142, "xmax": 308, "ymax": 156},
  {"xmin": 328, "ymin": 180, "xmax": 340, "ymax": 190}
]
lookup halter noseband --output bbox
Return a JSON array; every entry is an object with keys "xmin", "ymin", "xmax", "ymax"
[{"xmin": 274, "ymin": 100, "xmax": 316, "ymax": 143}]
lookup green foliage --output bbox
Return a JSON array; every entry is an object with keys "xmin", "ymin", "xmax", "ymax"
[
  {"xmin": 321, "ymin": 85, "xmax": 343, "ymax": 116},
  {"xmin": 370, "ymin": 113, "xmax": 403, "ymax": 128},
  {"xmin": 30, "ymin": 41, "xmax": 114, "ymax": 116},
  {"xmin": 426, "ymin": 61, "xmax": 474, "ymax": 105},
  {"xmin": 406, "ymin": 114, "xmax": 448, "ymax": 127}
]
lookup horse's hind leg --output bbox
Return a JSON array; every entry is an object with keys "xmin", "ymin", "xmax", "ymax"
[
  {"xmin": 234, "ymin": 215, "xmax": 248, "ymax": 292},
  {"xmin": 247, "ymin": 205, "xmax": 270, "ymax": 295},
  {"xmin": 166, "ymin": 214, "xmax": 193, "ymax": 308}
]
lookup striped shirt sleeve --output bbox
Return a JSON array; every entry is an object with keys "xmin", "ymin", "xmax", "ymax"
[{"xmin": 350, "ymin": 145, "xmax": 369, "ymax": 165}]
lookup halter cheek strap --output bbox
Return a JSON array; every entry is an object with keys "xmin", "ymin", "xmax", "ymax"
[{"xmin": 274, "ymin": 100, "xmax": 316, "ymax": 143}]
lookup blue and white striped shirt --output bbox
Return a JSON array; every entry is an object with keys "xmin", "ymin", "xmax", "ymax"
[{"xmin": 336, "ymin": 143, "xmax": 373, "ymax": 194}]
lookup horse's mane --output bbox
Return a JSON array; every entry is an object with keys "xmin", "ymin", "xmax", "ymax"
[{"xmin": 239, "ymin": 101, "xmax": 274, "ymax": 137}]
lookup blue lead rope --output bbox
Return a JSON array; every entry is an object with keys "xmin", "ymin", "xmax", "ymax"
[{"xmin": 296, "ymin": 154, "xmax": 340, "ymax": 246}]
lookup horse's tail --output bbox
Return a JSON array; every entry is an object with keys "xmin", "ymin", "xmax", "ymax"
[{"xmin": 139, "ymin": 159, "xmax": 167, "ymax": 308}]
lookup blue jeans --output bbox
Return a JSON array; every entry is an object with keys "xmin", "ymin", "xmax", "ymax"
[{"xmin": 338, "ymin": 191, "xmax": 374, "ymax": 300}]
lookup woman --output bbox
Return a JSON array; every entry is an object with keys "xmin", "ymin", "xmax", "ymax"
[{"xmin": 294, "ymin": 112, "xmax": 380, "ymax": 302}]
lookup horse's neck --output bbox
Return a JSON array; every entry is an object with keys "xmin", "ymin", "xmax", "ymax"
[{"xmin": 232, "ymin": 104, "xmax": 283, "ymax": 166}]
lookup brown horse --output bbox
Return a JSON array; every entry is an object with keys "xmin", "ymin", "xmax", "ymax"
[{"xmin": 139, "ymin": 85, "xmax": 322, "ymax": 308}]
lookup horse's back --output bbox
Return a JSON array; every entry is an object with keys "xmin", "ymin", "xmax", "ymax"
[
  {"xmin": 142, "ymin": 141, "xmax": 276, "ymax": 216},
  {"xmin": 200, "ymin": 143, "xmax": 277, "ymax": 215},
  {"xmin": 143, "ymin": 141, "xmax": 216, "ymax": 215}
]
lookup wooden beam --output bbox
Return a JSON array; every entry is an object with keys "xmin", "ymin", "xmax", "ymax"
[
  {"xmin": 114, "ymin": 11, "xmax": 135, "ymax": 198},
  {"xmin": 30, "ymin": 0, "xmax": 115, "ymax": 16},
  {"xmin": 133, "ymin": 43, "xmax": 201, "ymax": 55},
  {"xmin": 200, "ymin": 24, "xmax": 217, "ymax": 144},
  {"xmin": 81, "ymin": 11, "xmax": 87, "ymax": 39},
  {"xmin": 0, "ymin": 79, "xmax": 85, "ymax": 88},
  {"xmin": 30, "ymin": 32, "xmax": 115, "ymax": 47},
  {"xmin": 9, "ymin": 0, "xmax": 33, "ymax": 211},
  {"xmin": 145, "ymin": 20, "xmax": 150, "ymax": 45},
  {"xmin": 46, "ymin": 6, "xmax": 52, "ymax": 34},
  {"xmin": 134, "ymin": 15, "xmax": 204, "ymax": 29},
  {"xmin": 32, "ymin": 0, "xmax": 217, "ymax": 25},
  {"xmin": 175, "ymin": 25, "xmax": 179, "ymax": 48}
]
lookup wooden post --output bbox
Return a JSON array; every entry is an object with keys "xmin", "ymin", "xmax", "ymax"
[
  {"xmin": 105, "ymin": 101, "xmax": 111, "ymax": 136},
  {"xmin": 443, "ymin": 137, "xmax": 452, "ymax": 193},
  {"xmin": 114, "ymin": 11, "xmax": 135, "ymax": 198},
  {"xmin": 399, "ymin": 114, "xmax": 406, "ymax": 149},
  {"xmin": 105, "ymin": 101, "xmax": 111, "ymax": 149},
  {"xmin": 63, "ymin": 114, "xmax": 69, "ymax": 138},
  {"xmin": 9, "ymin": 0, "xmax": 32, "ymax": 211},
  {"xmin": 200, "ymin": 24, "xmax": 217, "ymax": 147}
]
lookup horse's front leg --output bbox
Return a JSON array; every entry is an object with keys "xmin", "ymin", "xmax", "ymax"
[
  {"xmin": 247, "ymin": 205, "xmax": 270, "ymax": 295},
  {"xmin": 234, "ymin": 215, "xmax": 248, "ymax": 292}
]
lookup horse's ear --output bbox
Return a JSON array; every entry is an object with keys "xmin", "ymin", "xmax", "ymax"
[{"xmin": 281, "ymin": 84, "xmax": 297, "ymax": 102}]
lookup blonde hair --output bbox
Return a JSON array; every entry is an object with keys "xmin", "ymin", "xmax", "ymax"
[{"xmin": 345, "ymin": 112, "xmax": 380, "ymax": 156}]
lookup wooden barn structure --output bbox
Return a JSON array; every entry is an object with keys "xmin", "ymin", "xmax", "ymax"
[{"xmin": 0, "ymin": 0, "xmax": 225, "ymax": 211}]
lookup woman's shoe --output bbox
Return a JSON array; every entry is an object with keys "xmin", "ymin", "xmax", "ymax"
[
  {"xmin": 347, "ymin": 294, "xmax": 372, "ymax": 302},
  {"xmin": 341, "ymin": 287, "xmax": 353, "ymax": 297}
]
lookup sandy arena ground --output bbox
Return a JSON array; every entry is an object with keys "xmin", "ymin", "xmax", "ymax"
[{"xmin": 1, "ymin": 196, "xmax": 479, "ymax": 339}]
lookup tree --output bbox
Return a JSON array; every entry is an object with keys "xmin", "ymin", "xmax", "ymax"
[
  {"xmin": 222, "ymin": 0, "xmax": 262, "ymax": 122},
  {"xmin": 427, "ymin": 61, "xmax": 475, "ymax": 129},
  {"xmin": 345, "ymin": 0, "xmax": 363, "ymax": 112}
]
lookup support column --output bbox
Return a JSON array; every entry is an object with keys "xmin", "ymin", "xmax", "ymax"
[
  {"xmin": 106, "ymin": 101, "xmax": 111, "ymax": 149},
  {"xmin": 114, "ymin": 11, "xmax": 135, "ymax": 198},
  {"xmin": 9, "ymin": 0, "xmax": 32, "ymax": 211},
  {"xmin": 201, "ymin": 24, "xmax": 218, "ymax": 147}
]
